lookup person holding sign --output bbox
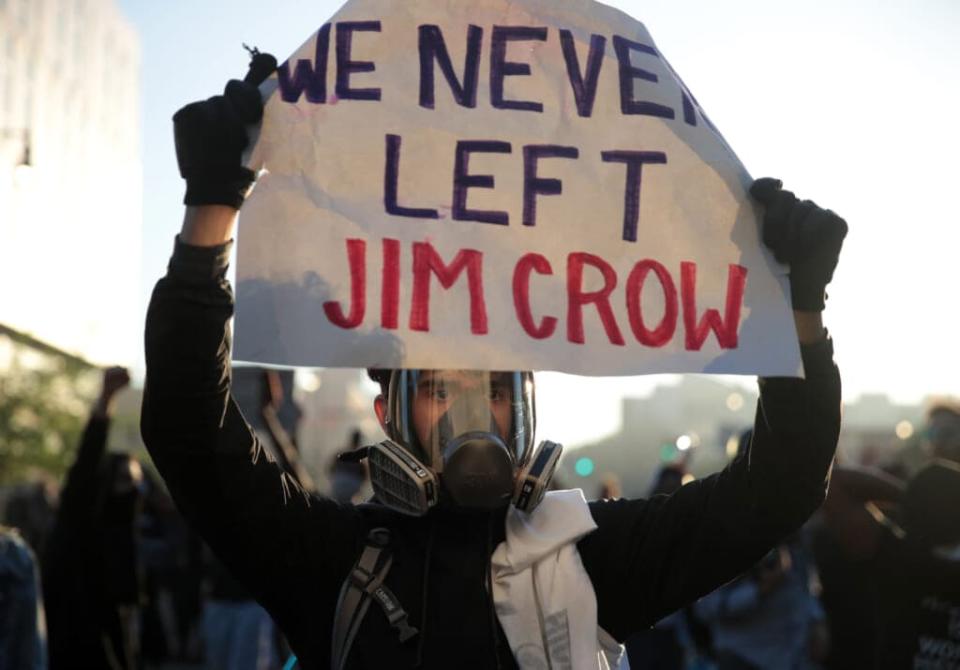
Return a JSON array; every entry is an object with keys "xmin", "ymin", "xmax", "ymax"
[{"xmin": 142, "ymin": 38, "xmax": 845, "ymax": 669}]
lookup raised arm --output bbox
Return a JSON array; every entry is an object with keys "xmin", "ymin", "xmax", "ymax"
[
  {"xmin": 173, "ymin": 58, "xmax": 266, "ymax": 246},
  {"xmin": 44, "ymin": 366, "xmax": 129, "ymax": 600},
  {"xmin": 581, "ymin": 339, "xmax": 841, "ymax": 638},
  {"xmin": 53, "ymin": 367, "xmax": 130, "ymax": 531},
  {"xmin": 180, "ymin": 205, "xmax": 238, "ymax": 247},
  {"xmin": 579, "ymin": 179, "xmax": 846, "ymax": 640},
  {"xmin": 141, "ymin": 61, "xmax": 362, "ymax": 631},
  {"xmin": 141, "ymin": 237, "xmax": 322, "ymax": 591},
  {"xmin": 818, "ymin": 465, "xmax": 906, "ymax": 560}
]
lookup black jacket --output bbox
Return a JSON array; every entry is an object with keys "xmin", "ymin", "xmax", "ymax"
[
  {"xmin": 142, "ymin": 237, "xmax": 841, "ymax": 669},
  {"xmin": 43, "ymin": 417, "xmax": 142, "ymax": 670}
]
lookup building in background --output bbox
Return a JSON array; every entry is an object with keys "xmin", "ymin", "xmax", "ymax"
[
  {"xmin": 561, "ymin": 378, "xmax": 934, "ymax": 499},
  {"xmin": 0, "ymin": 0, "xmax": 141, "ymax": 365},
  {"xmin": 838, "ymin": 393, "xmax": 929, "ymax": 477},
  {"xmin": 560, "ymin": 376, "xmax": 760, "ymax": 498}
]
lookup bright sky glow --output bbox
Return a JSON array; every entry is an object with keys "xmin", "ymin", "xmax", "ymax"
[{"xmin": 120, "ymin": 0, "xmax": 960, "ymax": 447}]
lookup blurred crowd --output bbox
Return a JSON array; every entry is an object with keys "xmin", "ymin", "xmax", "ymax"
[{"xmin": 2, "ymin": 366, "xmax": 959, "ymax": 670}]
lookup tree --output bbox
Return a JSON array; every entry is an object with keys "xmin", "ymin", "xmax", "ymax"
[{"xmin": 0, "ymin": 326, "xmax": 98, "ymax": 485}]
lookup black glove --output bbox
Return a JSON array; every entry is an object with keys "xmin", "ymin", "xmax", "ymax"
[
  {"xmin": 173, "ymin": 52, "xmax": 277, "ymax": 209},
  {"xmin": 750, "ymin": 177, "xmax": 847, "ymax": 311}
]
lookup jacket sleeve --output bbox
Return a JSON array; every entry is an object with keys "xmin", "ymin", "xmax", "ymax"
[
  {"xmin": 42, "ymin": 415, "xmax": 109, "ymax": 585},
  {"xmin": 54, "ymin": 416, "xmax": 109, "ymax": 529},
  {"xmin": 578, "ymin": 338, "xmax": 841, "ymax": 641},
  {"xmin": 140, "ymin": 237, "xmax": 362, "ymax": 638}
]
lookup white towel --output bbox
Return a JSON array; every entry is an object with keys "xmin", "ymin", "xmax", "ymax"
[{"xmin": 491, "ymin": 489, "xmax": 626, "ymax": 670}]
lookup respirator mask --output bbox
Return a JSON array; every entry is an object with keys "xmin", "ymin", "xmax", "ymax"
[{"xmin": 357, "ymin": 370, "xmax": 561, "ymax": 516}]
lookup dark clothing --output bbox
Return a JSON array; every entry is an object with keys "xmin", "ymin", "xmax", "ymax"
[
  {"xmin": 42, "ymin": 417, "xmax": 142, "ymax": 670},
  {"xmin": 810, "ymin": 524, "xmax": 878, "ymax": 669},
  {"xmin": 694, "ymin": 539, "xmax": 824, "ymax": 669},
  {"xmin": 0, "ymin": 527, "xmax": 46, "ymax": 670},
  {"xmin": 874, "ymin": 529, "xmax": 960, "ymax": 669},
  {"xmin": 142, "ymin": 237, "xmax": 842, "ymax": 670},
  {"xmin": 626, "ymin": 624, "xmax": 685, "ymax": 669},
  {"xmin": 716, "ymin": 650, "xmax": 761, "ymax": 670}
]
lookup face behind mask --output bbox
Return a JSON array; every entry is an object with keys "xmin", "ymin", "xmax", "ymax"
[
  {"xmin": 431, "ymin": 393, "xmax": 515, "ymax": 509},
  {"xmin": 363, "ymin": 370, "xmax": 560, "ymax": 516}
]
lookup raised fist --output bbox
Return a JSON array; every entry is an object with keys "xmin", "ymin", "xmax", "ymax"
[
  {"xmin": 101, "ymin": 366, "xmax": 131, "ymax": 400},
  {"xmin": 750, "ymin": 178, "xmax": 848, "ymax": 312}
]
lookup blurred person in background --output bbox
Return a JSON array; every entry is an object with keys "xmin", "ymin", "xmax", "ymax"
[
  {"xmin": 694, "ymin": 431, "xmax": 829, "ymax": 670},
  {"xmin": 597, "ymin": 474, "xmax": 623, "ymax": 500},
  {"xmin": 648, "ymin": 464, "xmax": 691, "ymax": 498},
  {"xmin": 328, "ymin": 429, "xmax": 370, "ymax": 504},
  {"xmin": 874, "ymin": 400, "xmax": 960, "ymax": 482},
  {"xmin": 808, "ymin": 457, "xmax": 898, "ymax": 669},
  {"xmin": 626, "ymin": 463, "xmax": 713, "ymax": 670},
  {"xmin": 0, "ymin": 525, "xmax": 47, "ymax": 669},
  {"xmin": 695, "ymin": 536, "xmax": 828, "ymax": 670},
  {"xmin": 198, "ymin": 370, "xmax": 309, "ymax": 670},
  {"xmin": 3, "ymin": 475, "xmax": 58, "ymax": 560},
  {"xmin": 820, "ymin": 457, "xmax": 960, "ymax": 669},
  {"xmin": 924, "ymin": 401, "xmax": 960, "ymax": 465},
  {"xmin": 42, "ymin": 367, "xmax": 146, "ymax": 670},
  {"xmin": 201, "ymin": 544, "xmax": 281, "ymax": 670},
  {"xmin": 258, "ymin": 369, "xmax": 315, "ymax": 495},
  {"xmin": 139, "ymin": 470, "xmax": 206, "ymax": 667}
]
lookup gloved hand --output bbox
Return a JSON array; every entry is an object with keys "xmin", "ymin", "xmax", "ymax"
[
  {"xmin": 750, "ymin": 178, "xmax": 848, "ymax": 311},
  {"xmin": 173, "ymin": 51, "xmax": 277, "ymax": 209}
]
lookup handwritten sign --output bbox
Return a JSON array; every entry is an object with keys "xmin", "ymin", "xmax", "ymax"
[{"xmin": 234, "ymin": 0, "xmax": 801, "ymax": 377}]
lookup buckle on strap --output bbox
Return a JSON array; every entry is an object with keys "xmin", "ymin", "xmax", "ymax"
[
  {"xmin": 350, "ymin": 564, "xmax": 377, "ymax": 589},
  {"xmin": 393, "ymin": 618, "xmax": 419, "ymax": 643},
  {"xmin": 371, "ymin": 584, "xmax": 418, "ymax": 642}
]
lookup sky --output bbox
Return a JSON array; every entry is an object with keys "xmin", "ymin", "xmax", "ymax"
[{"xmin": 119, "ymin": 0, "xmax": 960, "ymax": 447}]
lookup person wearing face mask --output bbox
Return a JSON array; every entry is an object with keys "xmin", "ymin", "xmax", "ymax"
[
  {"xmin": 141, "ymin": 53, "xmax": 845, "ymax": 669},
  {"xmin": 43, "ymin": 367, "xmax": 146, "ymax": 670}
]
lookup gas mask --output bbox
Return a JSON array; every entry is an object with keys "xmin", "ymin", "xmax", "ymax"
[{"xmin": 361, "ymin": 370, "xmax": 561, "ymax": 516}]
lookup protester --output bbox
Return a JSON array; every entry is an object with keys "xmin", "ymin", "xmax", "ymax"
[
  {"xmin": 875, "ymin": 401, "xmax": 960, "ymax": 481},
  {"xmin": 3, "ymin": 477, "xmax": 58, "ymax": 558},
  {"xmin": 596, "ymin": 474, "xmax": 623, "ymax": 501},
  {"xmin": 201, "ymin": 545, "xmax": 281, "ymax": 670},
  {"xmin": 255, "ymin": 369, "xmax": 315, "ymax": 495},
  {"xmin": 647, "ymin": 464, "xmax": 691, "ymax": 498},
  {"xmin": 695, "ymin": 534, "xmax": 828, "ymax": 670},
  {"xmin": 201, "ymin": 369, "xmax": 305, "ymax": 669},
  {"xmin": 0, "ymin": 525, "xmax": 47, "ymax": 670},
  {"xmin": 808, "ymin": 462, "xmax": 899, "ymax": 669},
  {"xmin": 43, "ymin": 367, "xmax": 146, "ymax": 670},
  {"xmin": 818, "ymin": 459, "xmax": 960, "ymax": 669},
  {"xmin": 925, "ymin": 401, "xmax": 960, "ymax": 464},
  {"xmin": 328, "ymin": 430, "xmax": 370, "ymax": 504},
  {"xmin": 141, "ymin": 53, "xmax": 845, "ymax": 669},
  {"xmin": 692, "ymin": 431, "xmax": 829, "ymax": 670},
  {"xmin": 625, "ymin": 464, "xmax": 706, "ymax": 670},
  {"xmin": 138, "ymin": 471, "xmax": 205, "ymax": 667}
]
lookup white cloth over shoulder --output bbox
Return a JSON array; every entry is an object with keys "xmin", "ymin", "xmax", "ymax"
[{"xmin": 491, "ymin": 489, "xmax": 626, "ymax": 670}]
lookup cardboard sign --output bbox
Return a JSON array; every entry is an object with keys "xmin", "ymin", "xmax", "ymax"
[{"xmin": 235, "ymin": 0, "xmax": 801, "ymax": 376}]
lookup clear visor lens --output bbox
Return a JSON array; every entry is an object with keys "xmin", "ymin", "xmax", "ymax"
[{"xmin": 408, "ymin": 370, "xmax": 531, "ymax": 466}]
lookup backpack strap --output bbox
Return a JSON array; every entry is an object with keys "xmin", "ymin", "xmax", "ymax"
[{"xmin": 331, "ymin": 527, "xmax": 418, "ymax": 670}]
